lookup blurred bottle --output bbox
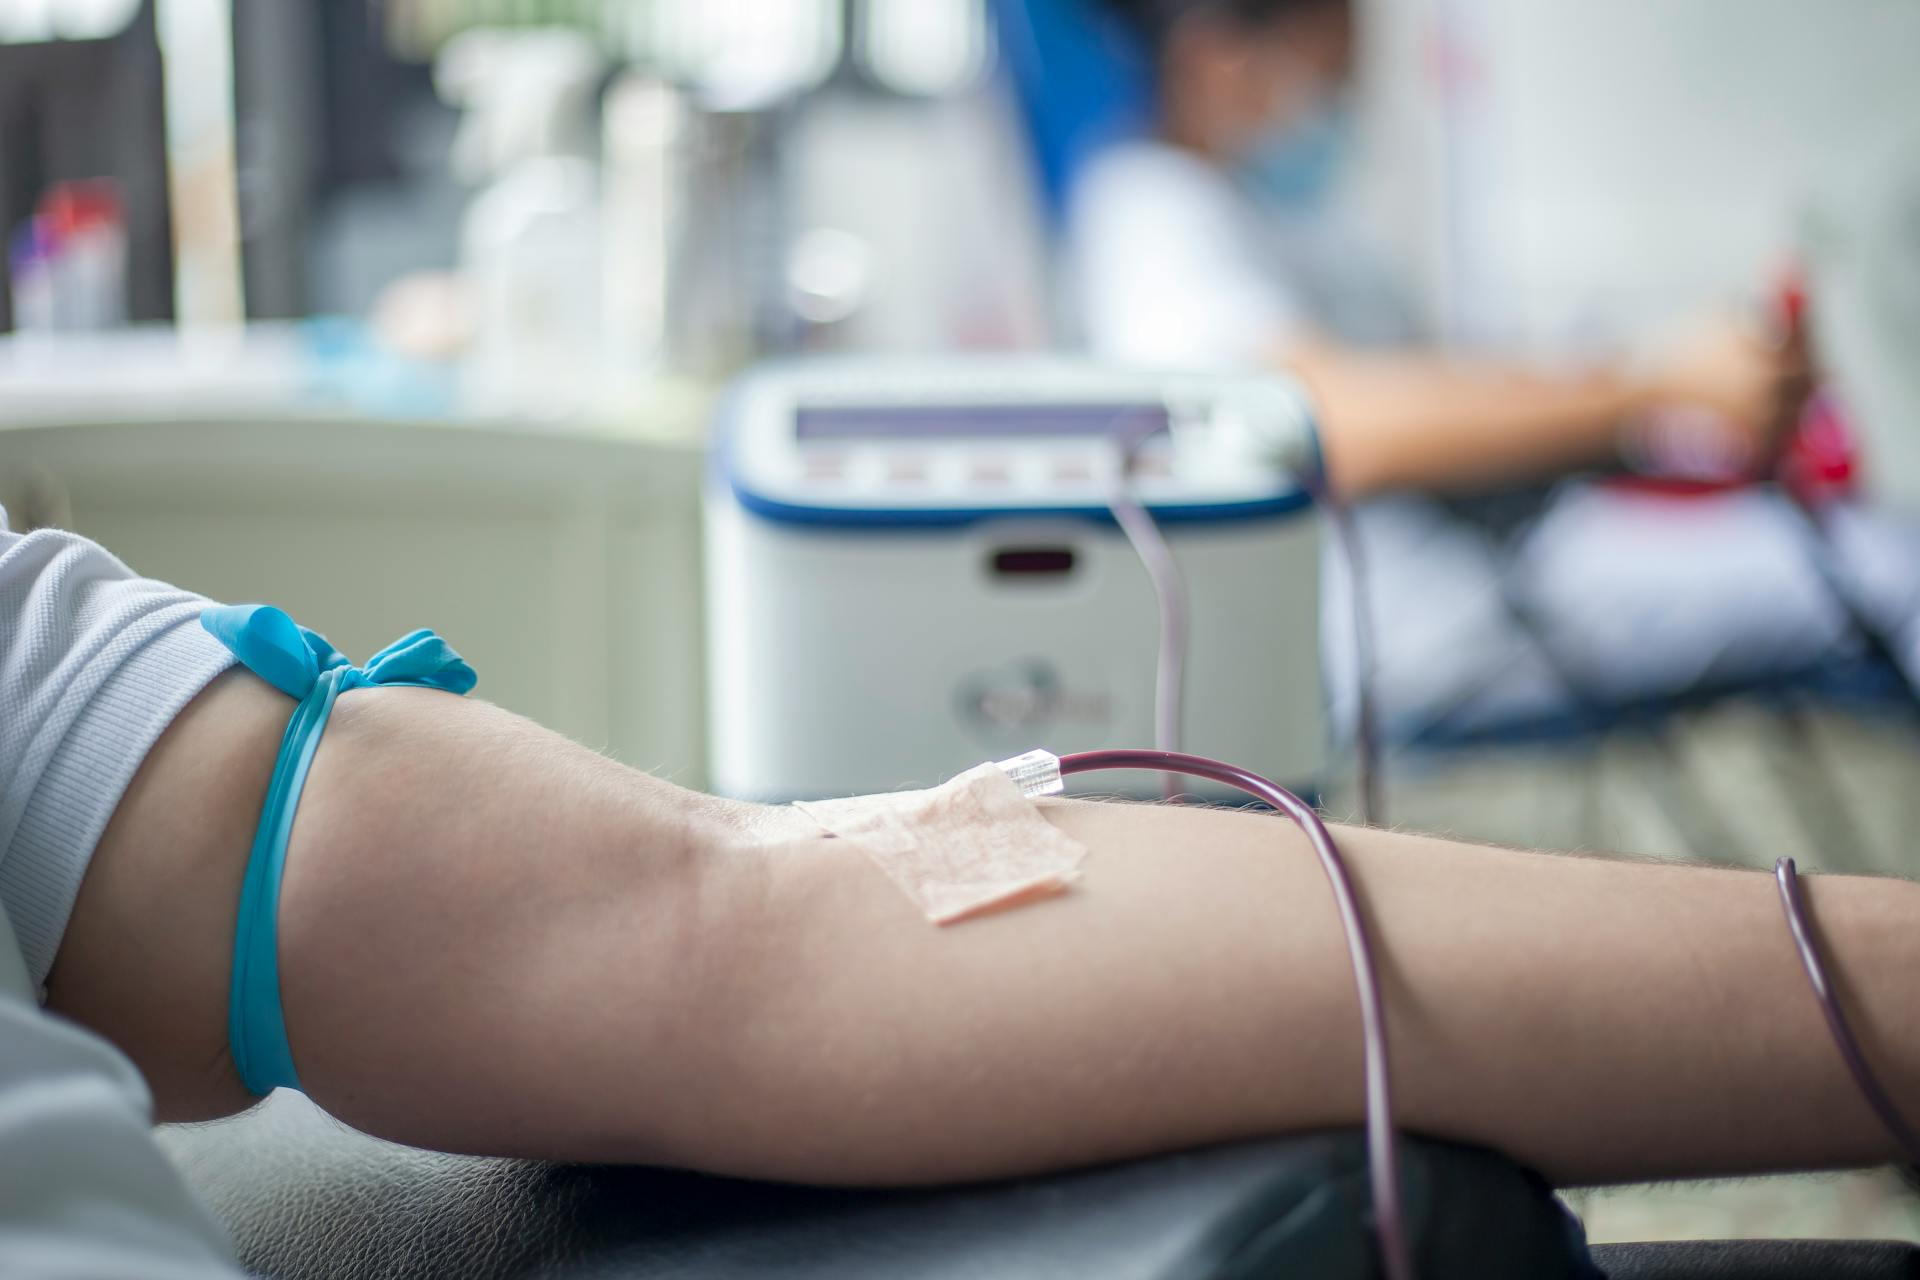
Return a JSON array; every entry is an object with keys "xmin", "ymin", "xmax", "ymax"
[
  {"xmin": 437, "ymin": 28, "xmax": 606, "ymax": 419},
  {"xmin": 602, "ymin": 73, "xmax": 686, "ymax": 380},
  {"xmin": 7, "ymin": 180, "xmax": 129, "ymax": 335},
  {"xmin": 8, "ymin": 220, "xmax": 58, "ymax": 335},
  {"xmin": 45, "ymin": 182, "xmax": 130, "ymax": 331}
]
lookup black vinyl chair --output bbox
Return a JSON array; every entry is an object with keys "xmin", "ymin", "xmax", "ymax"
[{"xmin": 161, "ymin": 1092, "xmax": 1919, "ymax": 1279}]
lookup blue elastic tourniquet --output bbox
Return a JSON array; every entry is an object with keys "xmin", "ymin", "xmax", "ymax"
[{"xmin": 201, "ymin": 604, "xmax": 476, "ymax": 1095}]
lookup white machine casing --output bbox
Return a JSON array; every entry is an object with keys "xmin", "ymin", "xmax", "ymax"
[{"xmin": 705, "ymin": 358, "xmax": 1324, "ymax": 800}]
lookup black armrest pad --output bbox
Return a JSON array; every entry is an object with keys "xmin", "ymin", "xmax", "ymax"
[
  {"xmin": 162, "ymin": 1093, "xmax": 1596, "ymax": 1279},
  {"xmin": 1590, "ymin": 1239, "xmax": 1920, "ymax": 1280}
]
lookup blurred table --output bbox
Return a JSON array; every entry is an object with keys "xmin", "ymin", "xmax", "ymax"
[{"xmin": 0, "ymin": 325, "xmax": 718, "ymax": 784}]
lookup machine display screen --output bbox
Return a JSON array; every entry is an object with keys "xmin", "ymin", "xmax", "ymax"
[{"xmin": 794, "ymin": 403, "xmax": 1170, "ymax": 442}]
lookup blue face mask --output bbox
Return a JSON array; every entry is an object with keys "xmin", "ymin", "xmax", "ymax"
[{"xmin": 1236, "ymin": 102, "xmax": 1352, "ymax": 211}]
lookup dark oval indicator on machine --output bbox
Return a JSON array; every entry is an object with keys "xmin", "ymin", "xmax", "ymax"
[{"xmin": 990, "ymin": 547, "xmax": 1078, "ymax": 577}]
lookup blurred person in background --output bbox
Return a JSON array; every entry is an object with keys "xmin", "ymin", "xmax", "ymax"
[
  {"xmin": 1070, "ymin": 0, "xmax": 1810, "ymax": 498},
  {"xmin": 1069, "ymin": 0, "xmax": 1858, "ymax": 744}
]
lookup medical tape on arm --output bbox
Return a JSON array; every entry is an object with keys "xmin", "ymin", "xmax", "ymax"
[{"xmin": 793, "ymin": 754, "xmax": 1087, "ymax": 925}]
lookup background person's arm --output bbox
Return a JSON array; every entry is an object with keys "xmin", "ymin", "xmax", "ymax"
[
  {"xmin": 1292, "ymin": 315, "xmax": 1810, "ymax": 497},
  {"xmin": 1067, "ymin": 146, "xmax": 1807, "ymax": 500},
  {"xmin": 46, "ymin": 676, "xmax": 1920, "ymax": 1190}
]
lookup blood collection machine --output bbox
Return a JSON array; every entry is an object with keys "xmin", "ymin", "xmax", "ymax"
[{"xmin": 704, "ymin": 358, "xmax": 1323, "ymax": 800}]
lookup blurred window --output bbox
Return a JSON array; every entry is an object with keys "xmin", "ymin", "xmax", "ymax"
[
  {"xmin": 0, "ymin": 0, "xmax": 141, "ymax": 41},
  {"xmin": 383, "ymin": 0, "xmax": 844, "ymax": 106},
  {"xmin": 860, "ymin": 0, "xmax": 990, "ymax": 97},
  {"xmin": 645, "ymin": 0, "xmax": 840, "ymax": 107}
]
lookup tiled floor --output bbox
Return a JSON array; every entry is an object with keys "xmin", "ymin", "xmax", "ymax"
[{"xmin": 1565, "ymin": 1169, "xmax": 1920, "ymax": 1245}]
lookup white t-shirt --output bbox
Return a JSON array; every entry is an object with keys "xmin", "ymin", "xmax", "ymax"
[
  {"xmin": 1065, "ymin": 139, "xmax": 1418, "ymax": 367},
  {"xmin": 0, "ymin": 909, "xmax": 242, "ymax": 1277},
  {"xmin": 0, "ymin": 504, "xmax": 241, "ymax": 1276},
  {"xmin": 0, "ymin": 504, "xmax": 235, "ymax": 992}
]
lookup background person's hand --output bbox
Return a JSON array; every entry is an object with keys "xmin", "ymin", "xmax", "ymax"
[{"xmin": 1634, "ymin": 313, "xmax": 1815, "ymax": 471}]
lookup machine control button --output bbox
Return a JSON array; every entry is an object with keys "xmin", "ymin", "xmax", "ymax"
[
  {"xmin": 885, "ymin": 456, "xmax": 930, "ymax": 484},
  {"xmin": 970, "ymin": 459, "xmax": 1014, "ymax": 486}
]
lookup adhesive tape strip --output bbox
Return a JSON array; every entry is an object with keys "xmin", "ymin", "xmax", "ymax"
[{"xmin": 794, "ymin": 762, "xmax": 1087, "ymax": 925}]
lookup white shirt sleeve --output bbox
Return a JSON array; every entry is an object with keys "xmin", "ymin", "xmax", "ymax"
[
  {"xmin": 0, "ymin": 912, "xmax": 243, "ymax": 1279},
  {"xmin": 0, "ymin": 507, "xmax": 236, "ymax": 991},
  {"xmin": 1066, "ymin": 142, "xmax": 1310, "ymax": 370}
]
